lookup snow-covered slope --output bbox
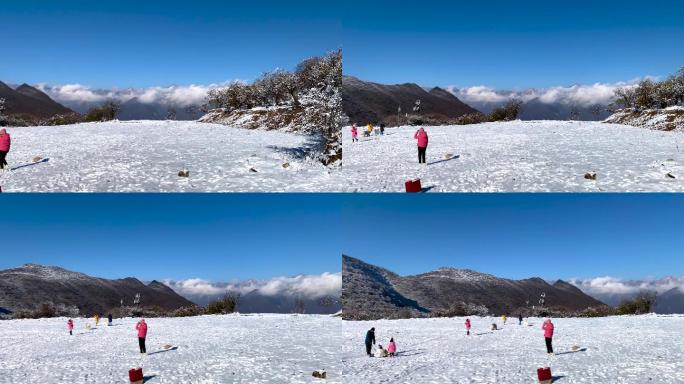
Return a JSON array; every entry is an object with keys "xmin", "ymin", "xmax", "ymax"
[
  {"xmin": 0, "ymin": 314, "xmax": 341, "ymax": 383},
  {"xmin": 342, "ymin": 121, "xmax": 684, "ymax": 192},
  {"xmin": 342, "ymin": 315, "xmax": 684, "ymax": 383},
  {"xmin": 604, "ymin": 107, "xmax": 684, "ymax": 132},
  {"xmin": 0, "ymin": 120, "xmax": 342, "ymax": 192}
]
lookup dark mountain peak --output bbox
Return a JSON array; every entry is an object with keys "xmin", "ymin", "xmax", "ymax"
[
  {"xmin": 0, "ymin": 264, "xmax": 194, "ymax": 315},
  {"xmin": 0, "ymin": 81, "xmax": 13, "ymax": 91},
  {"xmin": 0, "ymin": 79, "xmax": 73, "ymax": 119},
  {"xmin": 343, "ymin": 256, "xmax": 606, "ymax": 320},
  {"xmin": 343, "ymin": 76, "xmax": 479, "ymax": 124}
]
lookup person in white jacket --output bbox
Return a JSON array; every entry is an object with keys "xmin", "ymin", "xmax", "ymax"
[{"xmin": 375, "ymin": 344, "xmax": 389, "ymax": 358}]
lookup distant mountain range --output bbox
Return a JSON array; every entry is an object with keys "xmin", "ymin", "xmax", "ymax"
[
  {"xmin": 342, "ymin": 76, "xmax": 615, "ymax": 123},
  {"xmin": 0, "ymin": 264, "xmax": 193, "ymax": 316},
  {"xmin": 570, "ymin": 276, "xmax": 684, "ymax": 314},
  {"xmin": 0, "ymin": 264, "xmax": 341, "ymax": 317},
  {"xmin": 342, "ymin": 255, "xmax": 607, "ymax": 320},
  {"xmin": 0, "ymin": 81, "xmax": 73, "ymax": 119},
  {"xmin": 452, "ymin": 89, "xmax": 613, "ymax": 121},
  {"xmin": 0, "ymin": 81, "xmax": 204, "ymax": 121},
  {"xmin": 342, "ymin": 76, "xmax": 479, "ymax": 124}
]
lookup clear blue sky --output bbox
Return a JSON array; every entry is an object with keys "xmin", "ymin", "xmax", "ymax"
[
  {"xmin": 0, "ymin": 0, "xmax": 340, "ymax": 88},
  {"xmin": 341, "ymin": 194, "xmax": 684, "ymax": 280},
  {"xmin": 342, "ymin": 0, "xmax": 684, "ymax": 88},
  {"xmin": 0, "ymin": 194, "xmax": 341, "ymax": 281}
]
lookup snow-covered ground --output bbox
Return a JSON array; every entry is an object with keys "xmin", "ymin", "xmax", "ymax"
[
  {"xmin": 343, "ymin": 121, "xmax": 684, "ymax": 192},
  {"xmin": 0, "ymin": 314, "xmax": 341, "ymax": 383},
  {"xmin": 0, "ymin": 120, "xmax": 342, "ymax": 192},
  {"xmin": 342, "ymin": 315, "xmax": 684, "ymax": 383}
]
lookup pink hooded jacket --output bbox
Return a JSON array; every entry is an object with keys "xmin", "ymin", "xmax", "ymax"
[
  {"xmin": 0, "ymin": 129, "xmax": 10, "ymax": 152},
  {"xmin": 414, "ymin": 128, "xmax": 428, "ymax": 148},
  {"xmin": 465, "ymin": 319, "xmax": 471, "ymax": 330},
  {"xmin": 387, "ymin": 341, "xmax": 396, "ymax": 354},
  {"xmin": 542, "ymin": 320, "xmax": 554, "ymax": 338},
  {"xmin": 351, "ymin": 125, "xmax": 358, "ymax": 138},
  {"xmin": 136, "ymin": 320, "xmax": 148, "ymax": 338},
  {"xmin": 67, "ymin": 320, "xmax": 74, "ymax": 331}
]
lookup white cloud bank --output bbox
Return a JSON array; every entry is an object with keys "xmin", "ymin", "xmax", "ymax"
[
  {"xmin": 567, "ymin": 276, "xmax": 684, "ymax": 296},
  {"xmin": 35, "ymin": 82, "xmax": 238, "ymax": 107},
  {"xmin": 163, "ymin": 272, "xmax": 342, "ymax": 303},
  {"xmin": 447, "ymin": 77, "xmax": 658, "ymax": 107}
]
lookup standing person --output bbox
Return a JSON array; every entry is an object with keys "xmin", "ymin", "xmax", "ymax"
[
  {"xmin": 0, "ymin": 129, "xmax": 11, "ymax": 170},
  {"xmin": 67, "ymin": 319, "xmax": 74, "ymax": 336},
  {"xmin": 366, "ymin": 123, "xmax": 373, "ymax": 137},
  {"xmin": 351, "ymin": 125, "xmax": 358, "ymax": 143},
  {"xmin": 387, "ymin": 338, "xmax": 397, "ymax": 357},
  {"xmin": 414, "ymin": 127, "xmax": 428, "ymax": 164},
  {"xmin": 136, "ymin": 319, "xmax": 148, "ymax": 354},
  {"xmin": 108, "ymin": 313, "xmax": 113, "ymax": 326},
  {"xmin": 94, "ymin": 314, "xmax": 100, "ymax": 327},
  {"xmin": 380, "ymin": 123, "xmax": 385, "ymax": 135},
  {"xmin": 365, "ymin": 327, "xmax": 376, "ymax": 357},
  {"xmin": 542, "ymin": 319, "xmax": 554, "ymax": 355},
  {"xmin": 502, "ymin": 314, "xmax": 507, "ymax": 325},
  {"xmin": 465, "ymin": 318, "xmax": 471, "ymax": 336},
  {"xmin": 518, "ymin": 314, "xmax": 523, "ymax": 325}
]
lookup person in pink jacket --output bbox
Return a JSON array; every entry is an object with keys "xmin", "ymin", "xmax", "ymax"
[
  {"xmin": 136, "ymin": 319, "xmax": 148, "ymax": 354},
  {"xmin": 414, "ymin": 127, "xmax": 428, "ymax": 164},
  {"xmin": 542, "ymin": 319, "xmax": 554, "ymax": 354},
  {"xmin": 0, "ymin": 129, "xmax": 11, "ymax": 170},
  {"xmin": 67, "ymin": 319, "xmax": 74, "ymax": 336},
  {"xmin": 387, "ymin": 338, "xmax": 397, "ymax": 357},
  {"xmin": 465, "ymin": 318, "xmax": 471, "ymax": 336},
  {"xmin": 351, "ymin": 125, "xmax": 359, "ymax": 142}
]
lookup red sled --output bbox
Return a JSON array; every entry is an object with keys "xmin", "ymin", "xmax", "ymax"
[
  {"xmin": 537, "ymin": 367, "xmax": 552, "ymax": 383},
  {"xmin": 129, "ymin": 367, "xmax": 144, "ymax": 384},
  {"xmin": 405, "ymin": 179, "xmax": 422, "ymax": 193}
]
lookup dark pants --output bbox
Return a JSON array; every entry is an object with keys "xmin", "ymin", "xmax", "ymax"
[
  {"xmin": 466, "ymin": 330, "xmax": 470, "ymax": 335},
  {"xmin": 418, "ymin": 147, "xmax": 427, "ymax": 163},
  {"xmin": 0, "ymin": 151, "xmax": 7, "ymax": 169},
  {"xmin": 69, "ymin": 330, "xmax": 72, "ymax": 335},
  {"xmin": 139, "ymin": 337, "xmax": 147, "ymax": 353},
  {"xmin": 545, "ymin": 337, "xmax": 553, "ymax": 353},
  {"xmin": 365, "ymin": 342, "xmax": 372, "ymax": 356}
]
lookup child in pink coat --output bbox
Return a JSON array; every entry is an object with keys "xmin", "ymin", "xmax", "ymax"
[
  {"xmin": 387, "ymin": 338, "xmax": 397, "ymax": 357},
  {"xmin": 136, "ymin": 319, "xmax": 148, "ymax": 354},
  {"xmin": 67, "ymin": 319, "xmax": 74, "ymax": 336},
  {"xmin": 542, "ymin": 319, "xmax": 554, "ymax": 354},
  {"xmin": 0, "ymin": 129, "xmax": 11, "ymax": 169},
  {"xmin": 351, "ymin": 125, "xmax": 358, "ymax": 142},
  {"xmin": 414, "ymin": 127, "xmax": 428, "ymax": 164},
  {"xmin": 465, "ymin": 318, "xmax": 471, "ymax": 336}
]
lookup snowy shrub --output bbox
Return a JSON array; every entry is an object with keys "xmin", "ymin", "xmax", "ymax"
[
  {"xmin": 613, "ymin": 66, "xmax": 684, "ymax": 110},
  {"xmin": 488, "ymin": 99, "xmax": 522, "ymax": 122},
  {"xmin": 205, "ymin": 292, "xmax": 240, "ymax": 315},
  {"xmin": 617, "ymin": 291, "xmax": 656, "ymax": 315},
  {"xmin": 84, "ymin": 101, "xmax": 120, "ymax": 122},
  {"xmin": 204, "ymin": 50, "xmax": 342, "ymax": 166}
]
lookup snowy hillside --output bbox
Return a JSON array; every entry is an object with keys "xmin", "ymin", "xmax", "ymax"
[
  {"xmin": 342, "ymin": 315, "xmax": 684, "ymax": 383},
  {"xmin": 0, "ymin": 314, "xmax": 341, "ymax": 383},
  {"xmin": 0, "ymin": 120, "xmax": 343, "ymax": 192},
  {"xmin": 604, "ymin": 107, "xmax": 684, "ymax": 132},
  {"xmin": 342, "ymin": 121, "xmax": 684, "ymax": 192}
]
